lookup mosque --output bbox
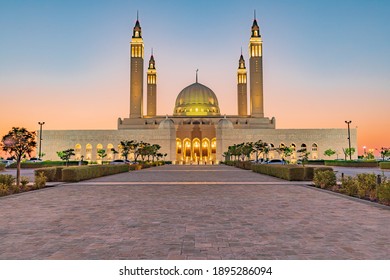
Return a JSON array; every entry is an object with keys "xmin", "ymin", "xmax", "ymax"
[{"xmin": 41, "ymin": 16, "xmax": 357, "ymax": 163}]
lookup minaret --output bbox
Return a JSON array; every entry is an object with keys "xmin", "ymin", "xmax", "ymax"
[
  {"xmin": 249, "ymin": 13, "xmax": 264, "ymax": 117},
  {"xmin": 129, "ymin": 14, "xmax": 144, "ymax": 118},
  {"xmin": 147, "ymin": 51, "xmax": 157, "ymax": 117},
  {"xmin": 237, "ymin": 51, "xmax": 247, "ymax": 116}
]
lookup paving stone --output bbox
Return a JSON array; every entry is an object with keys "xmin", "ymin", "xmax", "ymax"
[{"xmin": 0, "ymin": 165, "xmax": 389, "ymax": 259}]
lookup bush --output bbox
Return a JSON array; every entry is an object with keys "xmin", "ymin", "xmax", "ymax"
[
  {"xmin": 0, "ymin": 163, "xmax": 5, "ymax": 171},
  {"xmin": 305, "ymin": 167, "xmax": 333, "ymax": 181},
  {"xmin": 377, "ymin": 180, "xmax": 390, "ymax": 205},
  {"xmin": 34, "ymin": 172, "xmax": 47, "ymax": 189},
  {"xmin": 8, "ymin": 160, "xmax": 87, "ymax": 169},
  {"xmin": 340, "ymin": 176, "xmax": 359, "ymax": 196},
  {"xmin": 34, "ymin": 167, "xmax": 57, "ymax": 181},
  {"xmin": 325, "ymin": 160, "xmax": 378, "ymax": 167},
  {"xmin": 0, "ymin": 174, "xmax": 15, "ymax": 187},
  {"xmin": 0, "ymin": 183, "xmax": 9, "ymax": 196},
  {"xmin": 313, "ymin": 170, "xmax": 337, "ymax": 189},
  {"xmin": 307, "ymin": 160, "xmax": 325, "ymax": 165},
  {"xmin": 236, "ymin": 161, "xmax": 252, "ymax": 170},
  {"xmin": 20, "ymin": 176, "xmax": 29, "ymax": 190},
  {"xmin": 61, "ymin": 164, "xmax": 130, "ymax": 182},
  {"xmin": 379, "ymin": 162, "xmax": 390, "ymax": 169},
  {"xmin": 129, "ymin": 164, "xmax": 142, "ymax": 171},
  {"xmin": 251, "ymin": 164, "xmax": 305, "ymax": 181},
  {"xmin": 356, "ymin": 173, "xmax": 377, "ymax": 200}
]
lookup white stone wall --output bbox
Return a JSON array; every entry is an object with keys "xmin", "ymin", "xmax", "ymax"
[{"xmin": 217, "ymin": 128, "xmax": 358, "ymax": 161}]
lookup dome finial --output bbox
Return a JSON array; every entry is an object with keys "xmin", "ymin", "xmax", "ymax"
[
  {"xmin": 254, "ymin": 9, "xmax": 256, "ymax": 20},
  {"xmin": 196, "ymin": 69, "xmax": 199, "ymax": 83}
]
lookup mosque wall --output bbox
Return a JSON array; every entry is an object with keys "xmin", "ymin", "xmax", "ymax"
[{"xmin": 217, "ymin": 127, "xmax": 358, "ymax": 161}]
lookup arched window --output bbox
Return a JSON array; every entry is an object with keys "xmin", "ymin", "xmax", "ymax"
[
  {"xmin": 86, "ymin": 144, "xmax": 92, "ymax": 160},
  {"xmin": 300, "ymin": 143, "xmax": 307, "ymax": 151},
  {"xmin": 107, "ymin": 144, "xmax": 114, "ymax": 160},
  {"xmin": 312, "ymin": 143, "xmax": 318, "ymax": 151}
]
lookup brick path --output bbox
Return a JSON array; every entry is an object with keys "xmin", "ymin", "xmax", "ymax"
[{"xmin": 0, "ymin": 165, "xmax": 389, "ymax": 259}]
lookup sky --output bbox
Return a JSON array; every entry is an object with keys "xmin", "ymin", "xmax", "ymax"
[{"xmin": 1, "ymin": 0, "xmax": 389, "ymax": 156}]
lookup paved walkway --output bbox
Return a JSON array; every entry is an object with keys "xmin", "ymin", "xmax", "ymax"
[{"xmin": 0, "ymin": 165, "xmax": 389, "ymax": 259}]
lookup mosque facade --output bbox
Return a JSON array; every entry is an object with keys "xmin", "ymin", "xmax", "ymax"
[{"xmin": 41, "ymin": 17, "xmax": 357, "ymax": 163}]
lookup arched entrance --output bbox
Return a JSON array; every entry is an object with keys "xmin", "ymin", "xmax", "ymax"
[{"xmin": 176, "ymin": 137, "xmax": 216, "ymax": 164}]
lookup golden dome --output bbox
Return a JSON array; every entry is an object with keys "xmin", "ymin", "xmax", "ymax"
[{"xmin": 173, "ymin": 82, "xmax": 221, "ymax": 116}]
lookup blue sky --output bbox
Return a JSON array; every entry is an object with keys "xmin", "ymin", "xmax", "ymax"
[{"xmin": 1, "ymin": 0, "xmax": 389, "ymax": 151}]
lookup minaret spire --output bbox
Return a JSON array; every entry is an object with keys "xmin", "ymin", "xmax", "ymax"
[
  {"xmin": 196, "ymin": 69, "xmax": 199, "ymax": 83},
  {"xmin": 249, "ymin": 14, "xmax": 264, "ymax": 117},
  {"xmin": 147, "ymin": 51, "xmax": 157, "ymax": 117},
  {"xmin": 130, "ymin": 14, "xmax": 144, "ymax": 118},
  {"xmin": 237, "ymin": 51, "xmax": 247, "ymax": 116}
]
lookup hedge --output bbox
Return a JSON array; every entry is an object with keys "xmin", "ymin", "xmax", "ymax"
[
  {"xmin": 62, "ymin": 164, "xmax": 130, "ymax": 182},
  {"xmin": 304, "ymin": 167, "xmax": 333, "ymax": 181},
  {"xmin": 251, "ymin": 165, "xmax": 306, "ymax": 181},
  {"xmin": 0, "ymin": 163, "xmax": 5, "ymax": 171},
  {"xmin": 325, "ymin": 160, "xmax": 379, "ymax": 167},
  {"xmin": 379, "ymin": 162, "xmax": 390, "ymax": 169},
  {"xmin": 34, "ymin": 167, "xmax": 64, "ymax": 181},
  {"xmin": 8, "ymin": 161, "xmax": 88, "ymax": 169},
  {"xmin": 307, "ymin": 160, "xmax": 325, "ymax": 165}
]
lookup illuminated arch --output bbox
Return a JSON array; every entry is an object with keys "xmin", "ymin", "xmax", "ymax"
[
  {"xmin": 75, "ymin": 144, "xmax": 82, "ymax": 160},
  {"xmin": 86, "ymin": 144, "xmax": 92, "ymax": 160},
  {"xmin": 107, "ymin": 144, "xmax": 114, "ymax": 160}
]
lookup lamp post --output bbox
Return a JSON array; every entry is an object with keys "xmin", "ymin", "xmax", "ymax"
[
  {"xmin": 345, "ymin": 120, "xmax": 352, "ymax": 160},
  {"xmin": 363, "ymin": 146, "xmax": 367, "ymax": 157},
  {"xmin": 38, "ymin": 122, "xmax": 45, "ymax": 159}
]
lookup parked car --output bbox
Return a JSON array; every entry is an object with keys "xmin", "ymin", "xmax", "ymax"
[
  {"xmin": 264, "ymin": 159, "xmax": 286, "ymax": 165},
  {"xmin": 109, "ymin": 159, "xmax": 136, "ymax": 165},
  {"xmin": 0, "ymin": 159, "xmax": 14, "ymax": 167},
  {"xmin": 26, "ymin": 157, "xmax": 43, "ymax": 163}
]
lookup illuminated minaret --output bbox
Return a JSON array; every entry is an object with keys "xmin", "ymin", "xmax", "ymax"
[
  {"xmin": 249, "ymin": 13, "xmax": 264, "ymax": 117},
  {"xmin": 130, "ymin": 14, "xmax": 144, "ymax": 118},
  {"xmin": 237, "ymin": 51, "xmax": 247, "ymax": 116},
  {"xmin": 147, "ymin": 51, "xmax": 157, "ymax": 117}
]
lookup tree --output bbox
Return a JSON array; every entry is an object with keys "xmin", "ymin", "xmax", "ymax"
[
  {"xmin": 57, "ymin": 149, "xmax": 75, "ymax": 166},
  {"xmin": 379, "ymin": 147, "xmax": 390, "ymax": 161},
  {"xmin": 297, "ymin": 148, "xmax": 310, "ymax": 167},
  {"xmin": 240, "ymin": 142, "xmax": 253, "ymax": 161},
  {"xmin": 1, "ymin": 127, "xmax": 36, "ymax": 186},
  {"xmin": 97, "ymin": 149, "xmax": 107, "ymax": 164},
  {"xmin": 277, "ymin": 146, "xmax": 293, "ymax": 163},
  {"xmin": 324, "ymin": 149, "xmax": 336, "ymax": 158},
  {"xmin": 253, "ymin": 140, "xmax": 266, "ymax": 162},
  {"xmin": 119, "ymin": 140, "xmax": 135, "ymax": 160},
  {"xmin": 342, "ymin": 148, "xmax": 356, "ymax": 160},
  {"xmin": 111, "ymin": 148, "xmax": 119, "ymax": 160}
]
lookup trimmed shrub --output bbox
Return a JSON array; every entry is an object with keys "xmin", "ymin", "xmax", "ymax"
[
  {"xmin": 379, "ymin": 162, "xmax": 390, "ymax": 169},
  {"xmin": 325, "ymin": 160, "xmax": 378, "ymax": 167},
  {"xmin": 251, "ymin": 164, "xmax": 305, "ymax": 181},
  {"xmin": 34, "ymin": 168, "xmax": 57, "ymax": 182},
  {"xmin": 307, "ymin": 160, "xmax": 325, "ymax": 165},
  {"xmin": 356, "ymin": 173, "xmax": 377, "ymax": 200},
  {"xmin": 61, "ymin": 164, "xmax": 130, "ymax": 182},
  {"xmin": 8, "ymin": 160, "xmax": 87, "ymax": 169},
  {"xmin": 377, "ymin": 180, "xmax": 390, "ymax": 205},
  {"xmin": 340, "ymin": 176, "xmax": 359, "ymax": 196},
  {"xmin": 313, "ymin": 170, "xmax": 337, "ymax": 189},
  {"xmin": 34, "ymin": 172, "xmax": 47, "ymax": 189},
  {"xmin": 0, "ymin": 174, "xmax": 15, "ymax": 187},
  {"xmin": 129, "ymin": 164, "xmax": 142, "ymax": 171},
  {"xmin": 0, "ymin": 163, "xmax": 5, "ymax": 171},
  {"xmin": 236, "ymin": 161, "xmax": 252, "ymax": 170}
]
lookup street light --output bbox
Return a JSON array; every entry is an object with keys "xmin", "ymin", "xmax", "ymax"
[
  {"xmin": 363, "ymin": 146, "xmax": 367, "ymax": 156},
  {"xmin": 38, "ymin": 122, "xmax": 45, "ymax": 159},
  {"xmin": 345, "ymin": 120, "xmax": 352, "ymax": 160}
]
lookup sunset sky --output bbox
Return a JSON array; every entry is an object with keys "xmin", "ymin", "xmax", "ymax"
[{"xmin": 1, "ymin": 0, "xmax": 389, "ymax": 156}]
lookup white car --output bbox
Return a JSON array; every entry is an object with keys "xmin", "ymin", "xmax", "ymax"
[
  {"xmin": 109, "ymin": 159, "xmax": 136, "ymax": 165},
  {"xmin": 0, "ymin": 160, "xmax": 14, "ymax": 167}
]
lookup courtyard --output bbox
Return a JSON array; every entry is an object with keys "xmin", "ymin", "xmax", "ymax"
[{"xmin": 0, "ymin": 164, "xmax": 389, "ymax": 259}]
